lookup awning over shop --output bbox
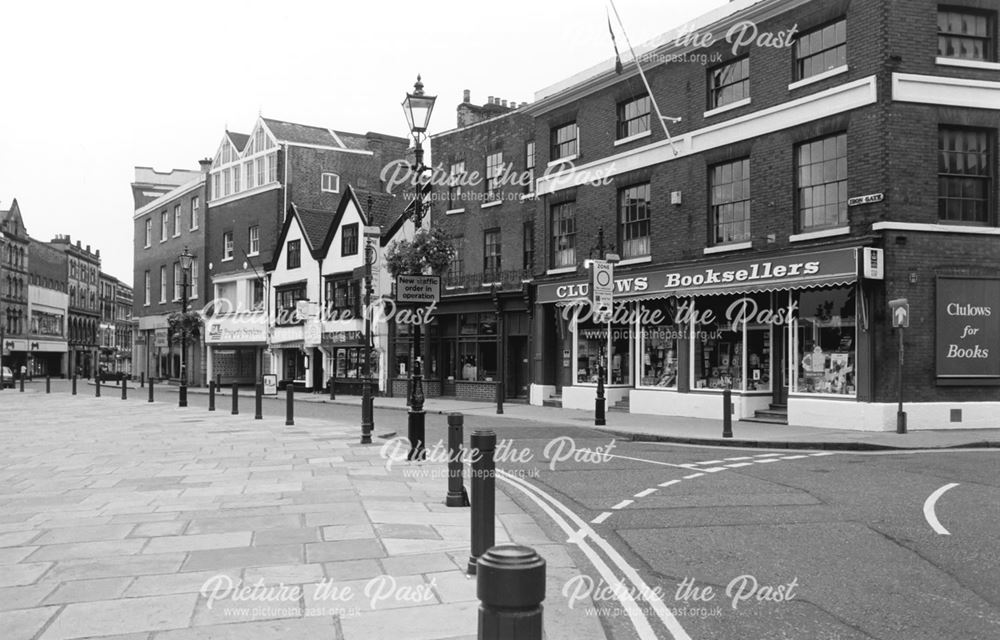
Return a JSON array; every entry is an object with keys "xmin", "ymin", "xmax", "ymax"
[{"xmin": 536, "ymin": 247, "xmax": 861, "ymax": 304}]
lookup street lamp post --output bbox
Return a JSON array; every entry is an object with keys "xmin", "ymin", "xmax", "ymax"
[
  {"xmin": 361, "ymin": 231, "xmax": 379, "ymax": 444},
  {"xmin": 178, "ymin": 247, "xmax": 193, "ymax": 408},
  {"xmin": 589, "ymin": 227, "xmax": 619, "ymax": 427},
  {"xmin": 401, "ymin": 75, "xmax": 436, "ymax": 461}
]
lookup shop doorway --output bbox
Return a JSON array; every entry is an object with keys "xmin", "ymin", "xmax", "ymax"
[
  {"xmin": 774, "ymin": 324, "xmax": 788, "ymax": 406},
  {"xmin": 311, "ymin": 348, "xmax": 324, "ymax": 390},
  {"xmin": 507, "ymin": 336, "xmax": 528, "ymax": 399}
]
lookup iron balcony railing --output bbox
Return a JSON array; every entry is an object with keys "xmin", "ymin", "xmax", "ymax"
[{"xmin": 442, "ymin": 269, "xmax": 532, "ymax": 294}]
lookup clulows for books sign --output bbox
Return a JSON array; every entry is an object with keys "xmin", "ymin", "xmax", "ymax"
[{"xmin": 936, "ymin": 277, "xmax": 1000, "ymax": 381}]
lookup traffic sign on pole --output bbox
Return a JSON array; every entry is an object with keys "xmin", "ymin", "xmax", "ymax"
[
  {"xmin": 889, "ymin": 298, "xmax": 909, "ymax": 328},
  {"xmin": 591, "ymin": 260, "xmax": 613, "ymax": 318}
]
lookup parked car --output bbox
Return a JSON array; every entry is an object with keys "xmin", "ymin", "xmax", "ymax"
[{"xmin": 1, "ymin": 366, "xmax": 13, "ymax": 388}]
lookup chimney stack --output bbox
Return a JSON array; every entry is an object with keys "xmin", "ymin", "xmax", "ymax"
[
  {"xmin": 463, "ymin": 89, "xmax": 471, "ymax": 103},
  {"xmin": 198, "ymin": 157, "xmax": 212, "ymax": 173},
  {"xmin": 501, "ymin": 99, "xmax": 508, "ymax": 108}
]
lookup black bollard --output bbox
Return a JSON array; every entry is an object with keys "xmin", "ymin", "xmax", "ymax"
[
  {"xmin": 496, "ymin": 382, "xmax": 504, "ymax": 415},
  {"xmin": 285, "ymin": 383, "xmax": 294, "ymax": 426},
  {"xmin": 216, "ymin": 373, "xmax": 222, "ymax": 389},
  {"xmin": 19, "ymin": 372, "xmax": 24, "ymax": 392},
  {"xmin": 208, "ymin": 381, "xmax": 215, "ymax": 412},
  {"xmin": 71, "ymin": 375, "xmax": 77, "ymax": 395},
  {"xmin": 255, "ymin": 383, "xmax": 263, "ymax": 420},
  {"xmin": 95, "ymin": 376, "xmax": 101, "ymax": 398},
  {"xmin": 446, "ymin": 413, "xmax": 470, "ymax": 507},
  {"xmin": 468, "ymin": 430, "xmax": 497, "ymax": 575},
  {"xmin": 148, "ymin": 377, "xmax": 154, "ymax": 403},
  {"xmin": 477, "ymin": 545, "xmax": 546, "ymax": 640},
  {"xmin": 328, "ymin": 377, "xmax": 335, "ymax": 400},
  {"xmin": 179, "ymin": 379, "xmax": 187, "ymax": 408},
  {"xmin": 231, "ymin": 382, "xmax": 239, "ymax": 415},
  {"xmin": 46, "ymin": 376, "xmax": 50, "ymax": 394},
  {"xmin": 140, "ymin": 372, "xmax": 145, "ymax": 388},
  {"xmin": 722, "ymin": 387, "xmax": 733, "ymax": 438},
  {"xmin": 121, "ymin": 378, "xmax": 127, "ymax": 400}
]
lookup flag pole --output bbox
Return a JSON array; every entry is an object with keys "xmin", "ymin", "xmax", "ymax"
[{"xmin": 608, "ymin": 0, "xmax": 681, "ymax": 156}]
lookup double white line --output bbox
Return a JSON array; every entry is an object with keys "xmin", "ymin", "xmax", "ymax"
[{"xmin": 497, "ymin": 469, "xmax": 692, "ymax": 640}]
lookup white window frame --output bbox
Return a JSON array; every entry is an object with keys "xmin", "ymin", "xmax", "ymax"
[
  {"xmin": 248, "ymin": 225, "xmax": 260, "ymax": 256},
  {"xmin": 190, "ymin": 259, "xmax": 198, "ymax": 299},
  {"xmin": 160, "ymin": 212, "xmax": 168, "ymax": 243},
  {"xmin": 144, "ymin": 219, "xmax": 152, "ymax": 248},
  {"xmin": 159, "ymin": 266, "xmax": 167, "ymax": 303},
  {"xmin": 190, "ymin": 196, "xmax": 199, "ymax": 230},
  {"xmin": 322, "ymin": 173, "xmax": 340, "ymax": 193},
  {"xmin": 223, "ymin": 231, "xmax": 234, "ymax": 261},
  {"xmin": 143, "ymin": 270, "xmax": 150, "ymax": 306},
  {"xmin": 173, "ymin": 205, "xmax": 182, "ymax": 238}
]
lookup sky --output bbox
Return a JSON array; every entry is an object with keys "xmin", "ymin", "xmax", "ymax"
[{"xmin": 0, "ymin": 0, "xmax": 726, "ymax": 286}]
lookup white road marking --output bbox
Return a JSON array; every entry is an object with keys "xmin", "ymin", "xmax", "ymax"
[
  {"xmin": 634, "ymin": 488, "xmax": 657, "ymax": 498},
  {"xmin": 725, "ymin": 462, "xmax": 753, "ymax": 468},
  {"xmin": 755, "ymin": 458, "xmax": 780, "ymax": 463},
  {"xmin": 780, "ymin": 455, "xmax": 808, "ymax": 460},
  {"xmin": 659, "ymin": 479, "xmax": 682, "ymax": 487},
  {"xmin": 702, "ymin": 467, "xmax": 727, "ymax": 473},
  {"xmin": 601, "ymin": 453, "xmax": 693, "ymax": 469},
  {"xmin": 810, "ymin": 452, "xmax": 836, "ymax": 457},
  {"xmin": 725, "ymin": 456, "xmax": 753, "ymax": 461},
  {"xmin": 923, "ymin": 483, "xmax": 960, "ymax": 535},
  {"xmin": 756, "ymin": 453, "xmax": 783, "ymax": 457},
  {"xmin": 497, "ymin": 472, "xmax": 664, "ymax": 639},
  {"xmin": 695, "ymin": 459, "xmax": 725, "ymax": 465},
  {"xmin": 612, "ymin": 499, "xmax": 634, "ymax": 510},
  {"xmin": 683, "ymin": 473, "xmax": 705, "ymax": 479},
  {"xmin": 591, "ymin": 511, "xmax": 612, "ymax": 524},
  {"xmin": 499, "ymin": 471, "xmax": 692, "ymax": 640}
]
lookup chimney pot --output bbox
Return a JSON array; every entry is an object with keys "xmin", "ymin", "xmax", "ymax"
[
  {"xmin": 501, "ymin": 99, "xmax": 508, "ymax": 108},
  {"xmin": 487, "ymin": 96, "xmax": 494, "ymax": 105},
  {"xmin": 463, "ymin": 89, "xmax": 471, "ymax": 103}
]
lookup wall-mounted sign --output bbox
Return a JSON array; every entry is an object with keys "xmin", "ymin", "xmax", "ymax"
[
  {"xmin": 397, "ymin": 275, "xmax": 440, "ymax": 303},
  {"xmin": 154, "ymin": 328, "xmax": 168, "ymax": 348},
  {"xmin": 205, "ymin": 317, "xmax": 267, "ymax": 344},
  {"xmin": 322, "ymin": 331, "xmax": 364, "ymax": 347},
  {"xmin": 536, "ymin": 247, "xmax": 859, "ymax": 304},
  {"xmin": 862, "ymin": 248, "xmax": 883, "ymax": 280},
  {"xmin": 889, "ymin": 298, "xmax": 909, "ymax": 328},
  {"xmin": 304, "ymin": 320, "xmax": 322, "ymax": 347},
  {"xmin": 848, "ymin": 193, "xmax": 884, "ymax": 207},
  {"xmin": 936, "ymin": 277, "xmax": 1000, "ymax": 380}
]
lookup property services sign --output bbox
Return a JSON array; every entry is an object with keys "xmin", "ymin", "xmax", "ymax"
[{"xmin": 936, "ymin": 276, "xmax": 1000, "ymax": 380}]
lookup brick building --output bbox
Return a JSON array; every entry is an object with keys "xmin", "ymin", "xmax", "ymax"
[
  {"xmin": 204, "ymin": 117, "xmax": 408, "ymax": 386},
  {"xmin": 27, "ymin": 238, "xmax": 68, "ymax": 377},
  {"xmin": 132, "ymin": 162, "xmax": 210, "ymax": 385},
  {"xmin": 508, "ymin": 0, "xmax": 1000, "ymax": 429},
  {"xmin": 48, "ymin": 236, "xmax": 101, "ymax": 378},
  {"xmin": 1, "ymin": 199, "xmax": 30, "ymax": 377},
  {"xmin": 414, "ymin": 91, "xmax": 536, "ymax": 401}
]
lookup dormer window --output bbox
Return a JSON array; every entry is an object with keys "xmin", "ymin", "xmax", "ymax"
[{"xmin": 322, "ymin": 173, "xmax": 340, "ymax": 193}]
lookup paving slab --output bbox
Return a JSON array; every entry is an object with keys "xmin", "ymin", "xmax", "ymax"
[
  {"xmin": 0, "ymin": 606, "xmax": 60, "ymax": 640},
  {"xmin": 39, "ymin": 593, "xmax": 198, "ymax": 639}
]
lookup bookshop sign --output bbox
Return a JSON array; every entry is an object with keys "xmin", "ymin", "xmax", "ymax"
[
  {"xmin": 936, "ymin": 276, "xmax": 1000, "ymax": 381},
  {"xmin": 537, "ymin": 247, "xmax": 859, "ymax": 304}
]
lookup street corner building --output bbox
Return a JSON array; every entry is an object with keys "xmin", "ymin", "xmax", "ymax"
[{"xmin": 427, "ymin": 0, "xmax": 1000, "ymax": 430}]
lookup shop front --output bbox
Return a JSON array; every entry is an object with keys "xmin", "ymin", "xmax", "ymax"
[
  {"xmin": 321, "ymin": 327, "xmax": 379, "ymax": 395},
  {"xmin": 205, "ymin": 313, "xmax": 266, "ymax": 386},
  {"xmin": 534, "ymin": 246, "xmax": 873, "ymax": 428}
]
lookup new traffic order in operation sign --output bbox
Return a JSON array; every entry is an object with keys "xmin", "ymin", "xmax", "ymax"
[
  {"xmin": 397, "ymin": 275, "xmax": 441, "ymax": 304},
  {"xmin": 936, "ymin": 276, "xmax": 1000, "ymax": 380}
]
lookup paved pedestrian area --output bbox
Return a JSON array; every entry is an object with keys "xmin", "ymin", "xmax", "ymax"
[{"xmin": 0, "ymin": 390, "xmax": 604, "ymax": 640}]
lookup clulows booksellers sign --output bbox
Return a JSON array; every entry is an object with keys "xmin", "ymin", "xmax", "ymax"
[
  {"xmin": 536, "ymin": 247, "xmax": 859, "ymax": 303},
  {"xmin": 936, "ymin": 277, "xmax": 1000, "ymax": 381}
]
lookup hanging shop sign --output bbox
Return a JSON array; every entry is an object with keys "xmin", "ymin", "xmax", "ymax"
[
  {"xmin": 154, "ymin": 329, "xmax": 169, "ymax": 348},
  {"xmin": 304, "ymin": 320, "xmax": 322, "ymax": 347},
  {"xmin": 536, "ymin": 247, "xmax": 860, "ymax": 304},
  {"xmin": 861, "ymin": 248, "xmax": 884, "ymax": 280},
  {"xmin": 936, "ymin": 276, "xmax": 1000, "ymax": 381}
]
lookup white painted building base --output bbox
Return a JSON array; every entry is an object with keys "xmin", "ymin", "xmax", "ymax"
[
  {"xmin": 788, "ymin": 397, "xmax": 1000, "ymax": 431},
  {"xmin": 562, "ymin": 385, "xmax": 630, "ymax": 411},
  {"xmin": 530, "ymin": 384, "xmax": 557, "ymax": 406},
  {"xmin": 630, "ymin": 389, "xmax": 770, "ymax": 420}
]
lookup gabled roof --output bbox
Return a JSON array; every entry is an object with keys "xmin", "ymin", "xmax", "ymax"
[
  {"xmin": 380, "ymin": 183, "xmax": 431, "ymax": 247},
  {"xmin": 265, "ymin": 203, "xmax": 335, "ymax": 272},
  {"xmin": 262, "ymin": 118, "xmax": 342, "ymax": 148},
  {"xmin": 318, "ymin": 186, "xmax": 410, "ymax": 255},
  {"xmin": 226, "ymin": 131, "xmax": 250, "ymax": 152}
]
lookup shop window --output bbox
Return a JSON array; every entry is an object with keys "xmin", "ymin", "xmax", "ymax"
[
  {"xmin": 637, "ymin": 301, "xmax": 680, "ymax": 389},
  {"xmin": 575, "ymin": 315, "xmax": 632, "ymax": 385},
  {"xmin": 453, "ymin": 313, "xmax": 498, "ymax": 381},
  {"xmin": 691, "ymin": 294, "xmax": 773, "ymax": 392},
  {"xmin": 333, "ymin": 347, "xmax": 378, "ymax": 379},
  {"xmin": 792, "ymin": 286, "xmax": 856, "ymax": 395}
]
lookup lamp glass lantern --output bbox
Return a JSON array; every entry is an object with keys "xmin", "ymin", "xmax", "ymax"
[
  {"xmin": 179, "ymin": 247, "xmax": 194, "ymax": 272},
  {"xmin": 401, "ymin": 80, "xmax": 436, "ymax": 134}
]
